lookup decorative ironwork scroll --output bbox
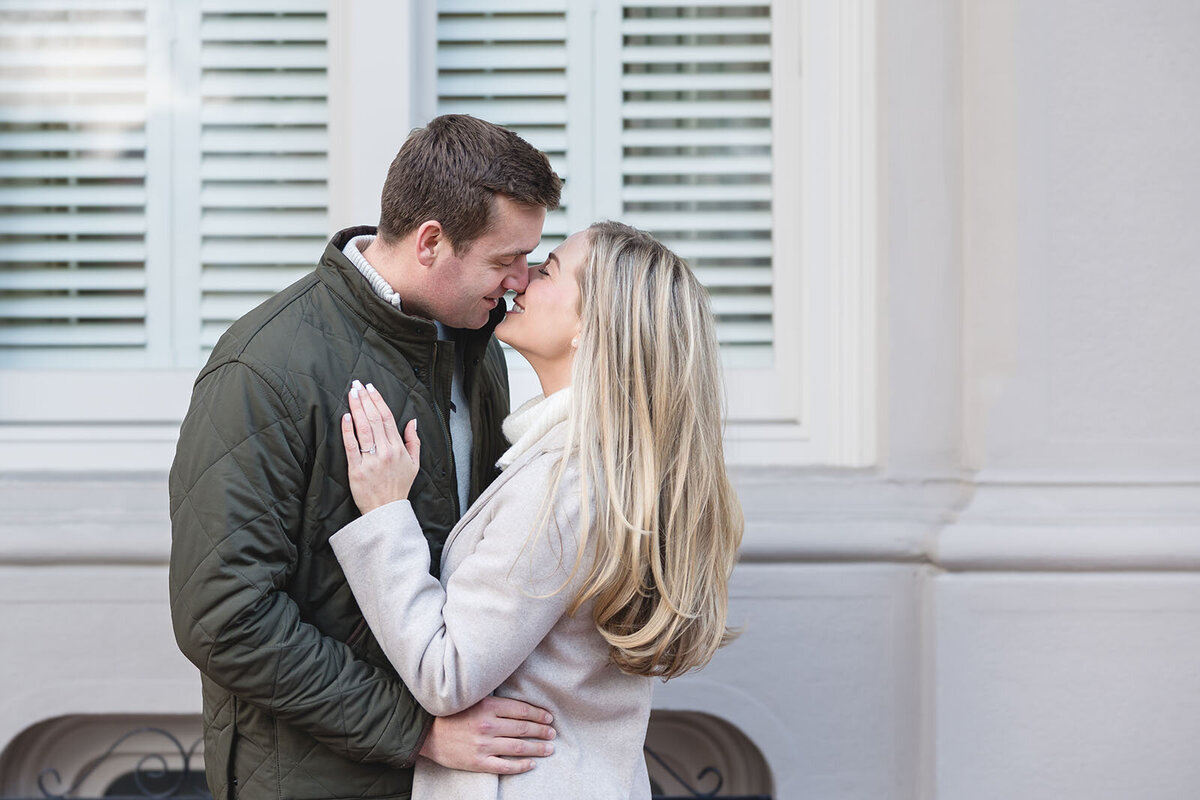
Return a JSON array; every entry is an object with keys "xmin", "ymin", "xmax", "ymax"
[
  {"xmin": 35, "ymin": 727, "xmax": 208, "ymax": 800},
  {"xmin": 645, "ymin": 745, "xmax": 772, "ymax": 800},
  {"xmin": 23, "ymin": 728, "xmax": 768, "ymax": 800}
]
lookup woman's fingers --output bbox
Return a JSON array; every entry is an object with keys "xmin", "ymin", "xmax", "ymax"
[
  {"xmin": 366, "ymin": 382, "xmax": 405, "ymax": 448},
  {"xmin": 347, "ymin": 382, "xmax": 376, "ymax": 454},
  {"xmin": 344, "ymin": 380, "xmax": 422, "ymax": 514},
  {"xmin": 349, "ymin": 381, "xmax": 419, "ymax": 474},
  {"xmin": 401, "ymin": 418, "xmax": 421, "ymax": 467},
  {"xmin": 341, "ymin": 412, "xmax": 362, "ymax": 468},
  {"xmin": 353, "ymin": 380, "xmax": 390, "ymax": 449}
]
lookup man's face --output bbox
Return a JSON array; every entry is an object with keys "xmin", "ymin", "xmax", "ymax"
[{"xmin": 427, "ymin": 195, "xmax": 546, "ymax": 329}]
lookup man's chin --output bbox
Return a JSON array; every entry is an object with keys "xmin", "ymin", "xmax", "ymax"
[
  {"xmin": 458, "ymin": 299, "xmax": 500, "ymax": 330},
  {"xmin": 448, "ymin": 309, "xmax": 494, "ymax": 330}
]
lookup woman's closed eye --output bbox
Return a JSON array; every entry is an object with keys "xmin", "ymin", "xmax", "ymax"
[{"xmin": 532, "ymin": 252, "xmax": 560, "ymax": 278}]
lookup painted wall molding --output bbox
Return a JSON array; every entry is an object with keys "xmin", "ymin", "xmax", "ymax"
[
  {"xmin": 6, "ymin": 471, "xmax": 1198, "ymax": 571},
  {"xmin": 938, "ymin": 480, "xmax": 1200, "ymax": 572},
  {"xmin": 0, "ymin": 470, "xmax": 963, "ymax": 566}
]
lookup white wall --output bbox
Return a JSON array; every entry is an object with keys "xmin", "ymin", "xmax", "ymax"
[
  {"xmin": 3, "ymin": 1, "xmax": 1200, "ymax": 798},
  {"xmin": 940, "ymin": 2, "xmax": 1200, "ymax": 799}
]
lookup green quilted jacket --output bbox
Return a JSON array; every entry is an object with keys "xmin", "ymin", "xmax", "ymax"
[{"xmin": 169, "ymin": 226, "xmax": 511, "ymax": 800}]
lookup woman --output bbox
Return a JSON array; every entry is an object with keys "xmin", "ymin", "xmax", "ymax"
[{"xmin": 330, "ymin": 221, "xmax": 744, "ymax": 798}]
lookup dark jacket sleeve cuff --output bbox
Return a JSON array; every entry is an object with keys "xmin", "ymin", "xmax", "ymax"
[{"xmin": 400, "ymin": 711, "xmax": 436, "ymax": 768}]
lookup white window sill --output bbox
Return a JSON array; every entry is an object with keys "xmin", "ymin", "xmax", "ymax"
[{"xmin": 0, "ymin": 370, "xmax": 194, "ymax": 473}]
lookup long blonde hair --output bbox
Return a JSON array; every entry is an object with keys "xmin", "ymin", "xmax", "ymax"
[{"xmin": 556, "ymin": 220, "xmax": 744, "ymax": 679}]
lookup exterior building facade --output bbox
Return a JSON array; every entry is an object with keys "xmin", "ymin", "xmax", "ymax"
[{"xmin": 2, "ymin": 1, "xmax": 1200, "ymax": 798}]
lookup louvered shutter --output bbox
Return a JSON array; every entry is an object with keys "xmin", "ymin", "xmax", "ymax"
[
  {"xmin": 0, "ymin": 1, "xmax": 166, "ymax": 367},
  {"xmin": 0, "ymin": 0, "xmax": 331, "ymax": 367},
  {"xmin": 618, "ymin": 1, "xmax": 773, "ymax": 368},
  {"xmin": 193, "ymin": 0, "xmax": 331, "ymax": 357},
  {"xmin": 436, "ymin": 0, "xmax": 571, "ymax": 263},
  {"xmin": 436, "ymin": 0, "xmax": 775, "ymax": 370}
]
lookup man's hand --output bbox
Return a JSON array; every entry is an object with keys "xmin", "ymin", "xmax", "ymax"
[{"xmin": 419, "ymin": 696, "xmax": 557, "ymax": 774}]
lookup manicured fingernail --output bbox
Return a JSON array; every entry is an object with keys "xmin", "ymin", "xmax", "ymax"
[
  {"xmin": 350, "ymin": 386, "xmax": 359, "ymax": 398},
  {"xmin": 343, "ymin": 413, "xmax": 350, "ymax": 422},
  {"xmin": 352, "ymin": 379, "xmax": 363, "ymax": 389},
  {"xmin": 366, "ymin": 382, "xmax": 377, "ymax": 393}
]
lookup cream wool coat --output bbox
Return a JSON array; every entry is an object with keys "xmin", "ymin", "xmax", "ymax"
[{"xmin": 330, "ymin": 407, "xmax": 653, "ymax": 800}]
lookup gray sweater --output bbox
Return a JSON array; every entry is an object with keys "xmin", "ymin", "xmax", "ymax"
[{"xmin": 330, "ymin": 410, "xmax": 653, "ymax": 799}]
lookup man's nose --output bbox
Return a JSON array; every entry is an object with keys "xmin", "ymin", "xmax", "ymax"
[{"xmin": 503, "ymin": 261, "xmax": 531, "ymax": 293}]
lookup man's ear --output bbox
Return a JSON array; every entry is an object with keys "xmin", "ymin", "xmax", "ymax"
[{"xmin": 415, "ymin": 220, "xmax": 443, "ymax": 268}]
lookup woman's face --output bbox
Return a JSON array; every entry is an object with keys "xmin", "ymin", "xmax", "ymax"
[{"xmin": 496, "ymin": 229, "xmax": 588, "ymax": 372}]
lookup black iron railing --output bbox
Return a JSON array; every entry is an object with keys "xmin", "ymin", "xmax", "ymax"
[
  {"xmin": 33, "ymin": 727, "xmax": 208, "ymax": 800},
  {"xmin": 14, "ymin": 727, "xmax": 770, "ymax": 800},
  {"xmin": 644, "ymin": 745, "xmax": 772, "ymax": 799}
]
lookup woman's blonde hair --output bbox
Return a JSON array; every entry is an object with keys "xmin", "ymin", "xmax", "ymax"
[{"xmin": 557, "ymin": 220, "xmax": 744, "ymax": 679}]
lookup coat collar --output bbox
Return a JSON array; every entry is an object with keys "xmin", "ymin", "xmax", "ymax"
[
  {"xmin": 315, "ymin": 225, "xmax": 507, "ymax": 348},
  {"xmin": 441, "ymin": 418, "xmax": 571, "ymax": 557}
]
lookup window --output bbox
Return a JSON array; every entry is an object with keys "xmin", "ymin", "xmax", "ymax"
[
  {"xmin": 0, "ymin": 0, "xmax": 876, "ymax": 469},
  {"xmin": 435, "ymin": 0, "xmax": 877, "ymax": 464},
  {"xmin": 0, "ymin": 0, "xmax": 333, "ymax": 471}
]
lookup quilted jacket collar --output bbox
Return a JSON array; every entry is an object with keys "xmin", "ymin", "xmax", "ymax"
[{"xmin": 315, "ymin": 225, "xmax": 506, "ymax": 352}]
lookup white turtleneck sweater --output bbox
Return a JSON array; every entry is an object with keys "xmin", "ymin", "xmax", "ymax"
[{"xmin": 496, "ymin": 388, "xmax": 572, "ymax": 470}]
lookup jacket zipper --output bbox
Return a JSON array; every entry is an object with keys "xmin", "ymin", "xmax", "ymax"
[
  {"xmin": 429, "ymin": 344, "xmax": 460, "ymax": 517},
  {"xmin": 346, "ymin": 618, "xmax": 368, "ymax": 648},
  {"xmin": 228, "ymin": 696, "xmax": 240, "ymax": 799}
]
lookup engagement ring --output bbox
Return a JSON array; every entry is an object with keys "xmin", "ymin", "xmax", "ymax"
[{"xmin": 360, "ymin": 445, "xmax": 377, "ymax": 455}]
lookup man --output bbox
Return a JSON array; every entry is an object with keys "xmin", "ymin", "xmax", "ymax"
[{"xmin": 169, "ymin": 115, "xmax": 562, "ymax": 800}]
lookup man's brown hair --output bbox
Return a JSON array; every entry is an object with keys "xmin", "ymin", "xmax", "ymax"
[{"xmin": 377, "ymin": 114, "xmax": 562, "ymax": 254}]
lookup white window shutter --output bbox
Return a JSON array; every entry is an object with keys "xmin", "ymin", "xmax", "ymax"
[
  {"xmin": 436, "ymin": 0, "xmax": 570, "ymax": 261},
  {"xmin": 435, "ymin": 0, "xmax": 775, "ymax": 370},
  {"xmin": 0, "ymin": 0, "xmax": 332, "ymax": 367},
  {"xmin": 618, "ymin": 1, "xmax": 774, "ymax": 369},
  {"xmin": 192, "ymin": 0, "xmax": 331, "ymax": 359},
  {"xmin": 0, "ymin": 1, "xmax": 160, "ymax": 367}
]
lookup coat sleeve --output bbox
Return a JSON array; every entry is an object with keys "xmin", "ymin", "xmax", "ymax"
[
  {"xmin": 329, "ymin": 458, "xmax": 586, "ymax": 716},
  {"xmin": 169, "ymin": 360, "xmax": 431, "ymax": 766}
]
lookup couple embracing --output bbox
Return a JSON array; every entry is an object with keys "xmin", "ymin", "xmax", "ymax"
[{"xmin": 169, "ymin": 115, "xmax": 743, "ymax": 800}]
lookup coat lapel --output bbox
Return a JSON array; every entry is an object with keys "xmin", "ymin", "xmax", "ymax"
[{"xmin": 441, "ymin": 422, "xmax": 569, "ymax": 559}]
